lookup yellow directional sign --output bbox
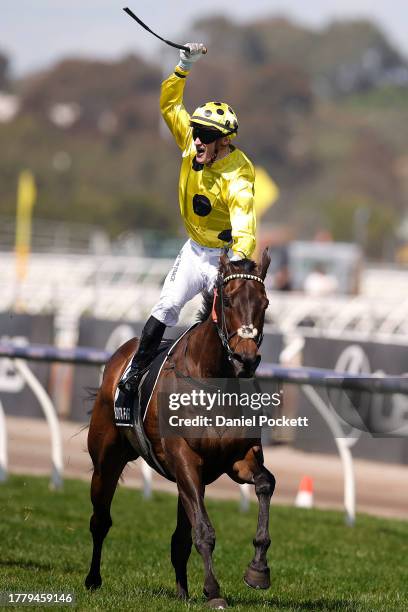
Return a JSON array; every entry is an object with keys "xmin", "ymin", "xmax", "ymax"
[
  {"xmin": 15, "ymin": 170, "xmax": 37, "ymax": 280},
  {"xmin": 254, "ymin": 166, "xmax": 279, "ymax": 218}
]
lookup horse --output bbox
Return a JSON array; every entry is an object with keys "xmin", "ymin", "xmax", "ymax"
[{"xmin": 85, "ymin": 249, "xmax": 275, "ymax": 609}]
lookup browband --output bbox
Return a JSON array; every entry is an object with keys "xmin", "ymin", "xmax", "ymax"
[{"xmin": 223, "ymin": 273, "xmax": 264, "ymax": 285}]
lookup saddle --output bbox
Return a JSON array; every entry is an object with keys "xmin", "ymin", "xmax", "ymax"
[{"xmin": 114, "ymin": 326, "xmax": 195, "ymax": 478}]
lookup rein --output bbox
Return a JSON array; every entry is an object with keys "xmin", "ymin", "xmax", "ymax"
[{"xmin": 211, "ymin": 273, "xmax": 265, "ymax": 362}]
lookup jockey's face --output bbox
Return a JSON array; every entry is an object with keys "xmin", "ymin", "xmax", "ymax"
[
  {"xmin": 193, "ymin": 127, "xmax": 230, "ymax": 165},
  {"xmin": 194, "ymin": 137, "xmax": 217, "ymax": 164}
]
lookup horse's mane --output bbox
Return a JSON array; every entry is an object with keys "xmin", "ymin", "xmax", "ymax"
[{"xmin": 196, "ymin": 258, "xmax": 257, "ymax": 324}]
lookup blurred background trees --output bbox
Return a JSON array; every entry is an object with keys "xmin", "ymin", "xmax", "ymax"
[{"xmin": 1, "ymin": 16, "xmax": 407, "ymax": 260}]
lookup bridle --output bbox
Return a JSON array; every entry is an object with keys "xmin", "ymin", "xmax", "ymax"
[{"xmin": 211, "ymin": 273, "xmax": 265, "ymax": 363}]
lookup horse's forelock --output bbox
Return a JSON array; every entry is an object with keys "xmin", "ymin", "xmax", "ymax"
[{"xmin": 220, "ymin": 258, "xmax": 258, "ymax": 276}]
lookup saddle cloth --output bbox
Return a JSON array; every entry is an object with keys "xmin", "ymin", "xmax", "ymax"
[{"xmin": 114, "ymin": 326, "xmax": 195, "ymax": 478}]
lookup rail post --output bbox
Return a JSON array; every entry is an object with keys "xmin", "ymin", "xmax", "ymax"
[
  {"xmin": 301, "ymin": 385, "xmax": 356, "ymax": 526},
  {"xmin": 240, "ymin": 483, "xmax": 251, "ymax": 511},
  {"xmin": 0, "ymin": 400, "xmax": 7, "ymax": 482},
  {"xmin": 141, "ymin": 460, "xmax": 153, "ymax": 499},
  {"xmin": 13, "ymin": 359, "xmax": 63, "ymax": 490}
]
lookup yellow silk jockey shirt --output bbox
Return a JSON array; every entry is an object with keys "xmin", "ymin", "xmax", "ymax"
[{"xmin": 160, "ymin": 67, "xmax": 256, "ymax": 258}]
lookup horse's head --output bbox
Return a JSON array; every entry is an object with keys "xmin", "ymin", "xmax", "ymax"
[{"xmin": 213, "ymin": 248, "xmax": 270, "ymax": 377}]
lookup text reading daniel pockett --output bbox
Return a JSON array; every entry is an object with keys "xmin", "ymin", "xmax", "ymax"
[{"xmin": 165, "ymin": 390, "xmax": 309, "ymax": 428}]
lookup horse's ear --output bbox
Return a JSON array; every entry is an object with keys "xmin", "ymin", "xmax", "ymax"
[
  {"xmin": 219, "ymin": 253, "xmax": 230, "ymax": 273},
  {"xmin": 258, "ymin": 247, "xmax": 271, "ymax": 280}
]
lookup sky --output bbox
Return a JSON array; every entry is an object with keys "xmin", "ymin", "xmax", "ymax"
[{"xmin": 2, "ymin": 0, "xmax": 408, "ymax": 76}]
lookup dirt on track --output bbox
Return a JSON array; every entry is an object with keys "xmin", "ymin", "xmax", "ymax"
[{"xmin": 4, "ymin": 416, "xmax": 408, "ymax": 520}]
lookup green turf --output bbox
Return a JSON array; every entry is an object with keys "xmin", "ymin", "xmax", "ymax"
[{"xmin": 0, "ymin": 475, "xmax": 407, "ymax": 611}]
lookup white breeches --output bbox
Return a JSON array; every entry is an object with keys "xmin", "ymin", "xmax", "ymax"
[{"xmin": 151, "ymin": 239, "xmax": 223, "ymax": 327}]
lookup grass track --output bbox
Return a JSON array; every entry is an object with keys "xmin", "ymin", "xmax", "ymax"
[{"xmin": 0, "ymin": 475, "xmax": 407, "ymax": 611}]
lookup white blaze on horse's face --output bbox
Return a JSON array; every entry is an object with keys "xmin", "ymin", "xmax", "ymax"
[{"xmin": 237, "ymin": 324, "xmax": 258, "ymax": 340}]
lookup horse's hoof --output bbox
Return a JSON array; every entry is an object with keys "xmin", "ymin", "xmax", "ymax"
[
  {"xmin": 206, "ymin": 597, "xmax": 228, "ymax": 609},
  {"xmin": 177, "ymin": 589, "xmax": 189, "ymax": 600},
  {"xmin": 85, "ymin": 574, "xmax": 102, "ymax": 590},
  {"xmin": 244, "ymin": 566, "xmax": 270, "ymax": 590}
]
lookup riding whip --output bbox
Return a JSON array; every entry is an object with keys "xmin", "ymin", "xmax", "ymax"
[{"xmin": 123, "ymin": 7, "xmax": 207, "ymax": 54}]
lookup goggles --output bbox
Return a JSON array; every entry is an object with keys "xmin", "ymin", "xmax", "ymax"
[{"xmin": 192, "ymin": 125, "xmax": 222, "ymax": 144}]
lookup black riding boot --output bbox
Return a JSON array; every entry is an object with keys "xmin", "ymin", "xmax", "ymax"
[{"xmin": 119, "ymin": 316, "xmax": 166, "ymax": 393}]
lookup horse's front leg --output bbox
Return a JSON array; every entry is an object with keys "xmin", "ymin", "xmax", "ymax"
[
  {"xmin": 168, "ymin": 440, "xmax": 227, "ymax": 609},
  {"xmin": 171, "ymin": 496, "xmax": 192, "ymax": 599},
  {"xmin": 229, "ymin": 446, "xmax": 275, "ymax": 590}
]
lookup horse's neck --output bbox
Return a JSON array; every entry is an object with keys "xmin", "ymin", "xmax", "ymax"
[{"xmin": 185, "ymin": 318, "xmax": 230, "ymax": 377}]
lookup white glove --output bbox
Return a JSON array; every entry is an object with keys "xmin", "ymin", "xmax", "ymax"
[
  {"xmin": 178, "ymin": 43, "xmax": 206, "ymax": 71},
  {"xmin": 228, "ymin": 249, "xmax": 245, "ymax": 262}
]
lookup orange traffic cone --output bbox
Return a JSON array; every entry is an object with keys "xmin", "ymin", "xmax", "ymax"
[{"xmin": 295, "ymin": 476, "xmax": 314, "ymax": 508}]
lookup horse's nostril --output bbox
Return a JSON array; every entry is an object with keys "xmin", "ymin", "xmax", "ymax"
[{"xmin": 250, "ymin": 355, "xmax": 261, "ymax": 371}]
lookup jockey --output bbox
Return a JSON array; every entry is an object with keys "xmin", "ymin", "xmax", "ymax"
[{"xmin": 119, "ymin": 43, "xmax": 257, "ymax": 392}]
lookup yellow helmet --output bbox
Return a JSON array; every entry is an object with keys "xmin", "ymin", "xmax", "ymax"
[{"xmin": 190, "ymin": 102, "xmax": 238, "ymax": 139}]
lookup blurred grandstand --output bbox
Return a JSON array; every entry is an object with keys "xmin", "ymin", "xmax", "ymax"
[{"xmin": 1, "ymin": 218, "xmax": 408, "ymax": 343}]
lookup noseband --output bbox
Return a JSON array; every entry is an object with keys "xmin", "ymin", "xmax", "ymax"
[{"xmin": 211, "ymin": 273, "xmax": 265, "ymax": 362}]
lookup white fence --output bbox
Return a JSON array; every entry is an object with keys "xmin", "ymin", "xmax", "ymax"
[{"xmin": 1, "ymin": 253, "xmax": 408, "ymax": 341}]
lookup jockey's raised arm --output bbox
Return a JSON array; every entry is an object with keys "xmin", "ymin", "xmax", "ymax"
[
  {"xmin": 160, "ymin": 67, "xmax": 191, "ymax": 151},
  {"xmin": 160, "ymin": 42, "xmax": 206, "ymax": 150}
]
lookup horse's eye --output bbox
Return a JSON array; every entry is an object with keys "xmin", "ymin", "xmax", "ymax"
[{"xmin": 223, "ymin": 296, "xmax": 231, "ymax": 307}]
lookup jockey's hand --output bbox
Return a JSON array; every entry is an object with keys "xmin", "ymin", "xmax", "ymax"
[
  {"xmin": 229, "ymin": 250, "xmax": 246, "ymax": 263},
  {"xmin": 178, "ymin": 43, "xmax": 206, "ymax": 71}
]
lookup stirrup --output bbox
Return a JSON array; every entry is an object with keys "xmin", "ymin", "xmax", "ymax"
[{"xmin": 118, "ymin": 368, "xmax": 143, "ymax": 393}]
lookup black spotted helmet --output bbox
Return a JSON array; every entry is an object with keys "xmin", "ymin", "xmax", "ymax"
[{"xmin": 190, "ymin": 102, "xmax": 238, "ymax": 138}]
